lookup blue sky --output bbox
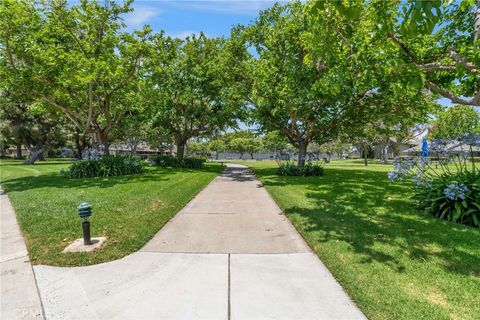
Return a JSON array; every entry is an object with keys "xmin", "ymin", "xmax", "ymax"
[{"xmin": 123, "ymin": 0, "xmax": 287, "ymax": 38}]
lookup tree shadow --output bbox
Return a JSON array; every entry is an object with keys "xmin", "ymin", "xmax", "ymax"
[
  {"xmin": 255, "ymin": 166, "xmax": 480, "ymax": 278},
  {"xmin": 222, "ymin": 167, "xmax": 256, "ymax": 182},
  {"xmin": 0, "ymin": 164, "xmax": 223, "ymax": 193}
]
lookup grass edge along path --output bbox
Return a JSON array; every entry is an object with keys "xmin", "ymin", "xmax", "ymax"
[
  {"xmin": 0, "ymin": 159, "xmax": 223, "ymax": 266},
  {"xmin": 236, "ymin": 160, "xmax": 480, "ymax": 320}
]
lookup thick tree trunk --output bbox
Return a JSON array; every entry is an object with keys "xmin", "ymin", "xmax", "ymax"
[
  {"xmin": 239, "ymin": 152, "xmax": 244, "ymax": 159},
  {"xmin": 74, "ymin": 134, "xmax": 85, "ymax": 159},
  {"xmin": 298, "ymin": 143, "xmax": 307, "ymax": 167},
  {"xmin": 363, "ymin": 147, "xmax": 368, "ymax": 166},
  {"xmin": 130, "ymin": 146, "xmax": 137, "ymax": 155},
  {"xmin": 16, "ymin": 144, "xmax": 22, "ymax": 159},
  {"xmin": 24, "ymin": 147, "xmax": 46, "ymax": 164},
  {"xmin": 250, "ymin": 153, "xmax": 254, "ymax": 160},
  {"xmin": 215, "ymin": 152, "xmax": 219, "ymax": 160},
  {"xmin": 392, "ymin": 143, "xmax": 400, "ymax": 157},
  {"xmin": 97, "ymin": 131, "xmax": 110, "ymax": 156},
  {"xmin": 176, "ymin": 142, "xmax": 186, "ymax": 158}
]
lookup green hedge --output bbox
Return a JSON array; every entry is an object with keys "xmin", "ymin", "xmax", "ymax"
[
  {"xmin": 277, "ymin": 160, "xmax": 324, "ymax": 177},
  {"xmin": 152, "ymin": 155, "xmax": 205, "ymax": 169},
  {"xmin": 67, "ymin": 156, "xmax": 144, "ymax": 178}
]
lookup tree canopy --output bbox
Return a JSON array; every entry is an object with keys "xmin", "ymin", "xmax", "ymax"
[
  {"xmin": 145, "ymin": 33, "xmax": 248, "ymax": 158},
  {"xmin": 238, "ymin": 1, "xmax": 433, "ymax": 166},
  {"xmin": 1, "ymin": 0, "xmax": 151, "ymax": 155},
  {"xmin": 429, "ymin": 105, "xmax": 480, "ymax": 140},
  {"xmin": 1, "ymin": 0, "xmax": 474, "ymax": 165}
]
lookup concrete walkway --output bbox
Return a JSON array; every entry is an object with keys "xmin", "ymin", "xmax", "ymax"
[
  {"xmin": 0, "ymin": 189, "xmax": 44, "ymax": 319},
  {"xmin": 8, "ymin": 165, "xmax": 365, "ymax": 319}
]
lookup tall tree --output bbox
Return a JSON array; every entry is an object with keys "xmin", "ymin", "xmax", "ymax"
[
  {"xmin": 207, "ymin": 137, "xmax": 226, "ymax": 160},
  {"xmin": 229, "ymin": 137, "xmax": 262, "ymax": 159},
  {"xmin": 429, "ymin": 105, "xmax": 480, "ymax": 139},
  {"xmin": 241, "ymin": 1, "xmax": 416, "ymax": 167},
  {"xmin": 145, "ymin": 33, "xmax": 248, "ymax": 158},
  {"xmin": 0, "ymin": 0, "xmax": 151, "ymax": 155},
  {"xmin": 1, "ymin": 102, "xmax": 65, "ymax": 164},
  {"xmin": 262, "ymin": 131, "xmax": 289, "ymax": 153}
]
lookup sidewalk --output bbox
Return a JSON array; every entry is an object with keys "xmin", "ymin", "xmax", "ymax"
[
  {"xmin": 9, "ymin": 165, "xmax": 366, "ymax": 319},
  {"xmin": 0, "ymin": 189, "xmax": 44, "ymax": 319}
]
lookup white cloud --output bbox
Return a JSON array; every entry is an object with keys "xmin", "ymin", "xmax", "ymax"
[{"xmin": 124, "ymin": 5, "xmax": 161, "ymax": 26}]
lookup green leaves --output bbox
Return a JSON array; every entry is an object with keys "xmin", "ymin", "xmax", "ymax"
[
  {"xmin": 414, "ymin": 170, "xmax": 480, "ymax": 228},
  {"xmin": 145, "ymin": 33, "xmax": 248, "ymax": 148},
  {"xmin": 429, "ymin": 105, "xmax": 480, "ymax": 140},
  {"xmin": 1, "ymin": 0, "xmax": 151, "ymax": 149},
  {"xmin": 67, "ymin": 155, "xmax": 144, "ymax": 178}
]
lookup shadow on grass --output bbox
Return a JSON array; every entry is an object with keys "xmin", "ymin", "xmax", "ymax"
[
  {"xmin": 0, "ymin": 159, "xmax": 73, "ymax": 166},
  {"xmin": 221, "ymin": 166, "xmax": 256, "ymax": 182},
  {"xmin": 1, "ymin": 164, "xmax": 223, "ymax": 193},
  {"xmin": 254, "ymin": 166, "xmax": 480, "ymax": 278}
]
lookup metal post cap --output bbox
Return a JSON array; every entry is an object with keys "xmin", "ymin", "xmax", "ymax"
[
  {"xmin": 77, "ymin": 202, "xmax": 91, "ymax": 209},
  {"xmin": 78, "ymin": 202, "xmax": 92, "ymax": 219}
]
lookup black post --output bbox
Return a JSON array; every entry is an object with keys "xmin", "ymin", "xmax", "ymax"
[{"xmin": 82, "ymin": 221, "xmax": 92, "ymax": 245}]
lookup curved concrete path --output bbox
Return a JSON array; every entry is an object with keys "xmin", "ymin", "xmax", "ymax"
[{"xmin": 10, "ymin": 165, "xmax": 365, "ymax": 319}]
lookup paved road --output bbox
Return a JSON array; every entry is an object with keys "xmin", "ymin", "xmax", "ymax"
[{"xmin": 8, "ymin": 165, "xmax": 366, "ymax": 319}]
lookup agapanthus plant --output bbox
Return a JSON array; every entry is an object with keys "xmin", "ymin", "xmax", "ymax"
[
  {"xmin": 82, "ymin": 145, "xmax": 106, "ymax": 161},
  {"xmin": 388, "ymin": 136, "xmax": 480, "ymax": 228}
]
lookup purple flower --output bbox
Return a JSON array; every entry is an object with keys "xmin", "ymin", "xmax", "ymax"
[
  {"xmin": 387, "ymin": 171, "xmax": 399, "ymax": 181},
  {"xmin": 444, "ymin": 183, "xmax": 468, "ymax": 201}
]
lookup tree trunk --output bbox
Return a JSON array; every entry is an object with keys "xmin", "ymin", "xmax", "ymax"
[
  {"xmin": 215, "ymin": 152, "xmax": 219, "ymax": 160},
  {"xmin": 130, "ymin": 146, "xmax": 137, "ymax": 155},
  {"xmin": 97, "ymin": 131, "xmax": 110, "ymax": 156},
  {"xmin": 16, "ymin": 144, "xmax": 22, "ymax": 159},
  {"xmin": 298, "ymin": 143, "xmax": 307, "ymax": 167},
  {"xmin": 24, "ymin": 147, "xmax": 46, "ymax": 164},
  {"xmin": 250, "ymin": 153, "xmax": 254, "ymax": 160},
  {"xmin": 176, "ymin": 142, "xmax": 186, "ymax": 158},
  {"xmin": 392, "ymin": 143, "xmax": 400, "ymax": 157},
  {"xmin": 382, "ymin": 146, "xmax": 388, "ymax": 164},
  {"xmin": 363, "ymin": 147, "xmax": 368, "ymax": 166},
  {"xmin": 239, "ymin": 152, "xmax": 244, "ymax": 159},
  {"xmin": 39, "ymin": 150, "xmax": 46, "ymax": 161},
  {"xmin": 74, "ymin": 134, "xmax": 86, "ymax": 159}
]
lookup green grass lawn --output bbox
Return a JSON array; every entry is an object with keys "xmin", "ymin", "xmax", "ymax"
[
  {"xmin": 235, "ymin": 159, "xmax": 480, "ymax": 320},
  {"xmin": 0, "ymin": 159, "xmax": 223, "ymax": 266}
]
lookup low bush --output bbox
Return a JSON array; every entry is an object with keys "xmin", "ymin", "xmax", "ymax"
[
  {"xmin": 388, "ymin": 136, "xmax": 480, "ymax": 228},
  {"xmin": 414, "ymin": 170, "xmax": 480, "ymax": 227},
  {"xmin": 67, "ymin": 155, "xmax": 143, "ymax": 178},
  {"xmin": 277, "ymin": 160, "xmax": 324, "ymax": 177},
  {"xmin": 152, "ymin": 155, "xmax": 205, "ymax": 169}
]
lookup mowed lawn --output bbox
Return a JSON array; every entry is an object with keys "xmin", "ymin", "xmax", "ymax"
[
  {"xmin": 0, "ymin": 159, "xmax": 223, "ymax": 266},
  {"xmin": 236, "ymin": 160, "xmax": 480, "ymax": 320}
]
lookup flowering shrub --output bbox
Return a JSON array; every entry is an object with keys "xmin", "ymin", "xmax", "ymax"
[
  {"xmin": 82, "ymin": 146, "xmax": 106, "ymax": 160},
  {"xmin": 152, "ymin": 155, "xmax": 205, "ymax": 169},
  {"xmin": 67, "ymin": 155, "xmax": 143, "ymax": 178},
  {"xmin": 443, "ymin": 183, "xmax": 468, "ymax": 201},
  {"xmin": 277, "ymin": 160, "xmax": 324, "ymax": 177},
  {"xmin": 388, "ymin": 136, "xmax": 480, "ymax": 228}
]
